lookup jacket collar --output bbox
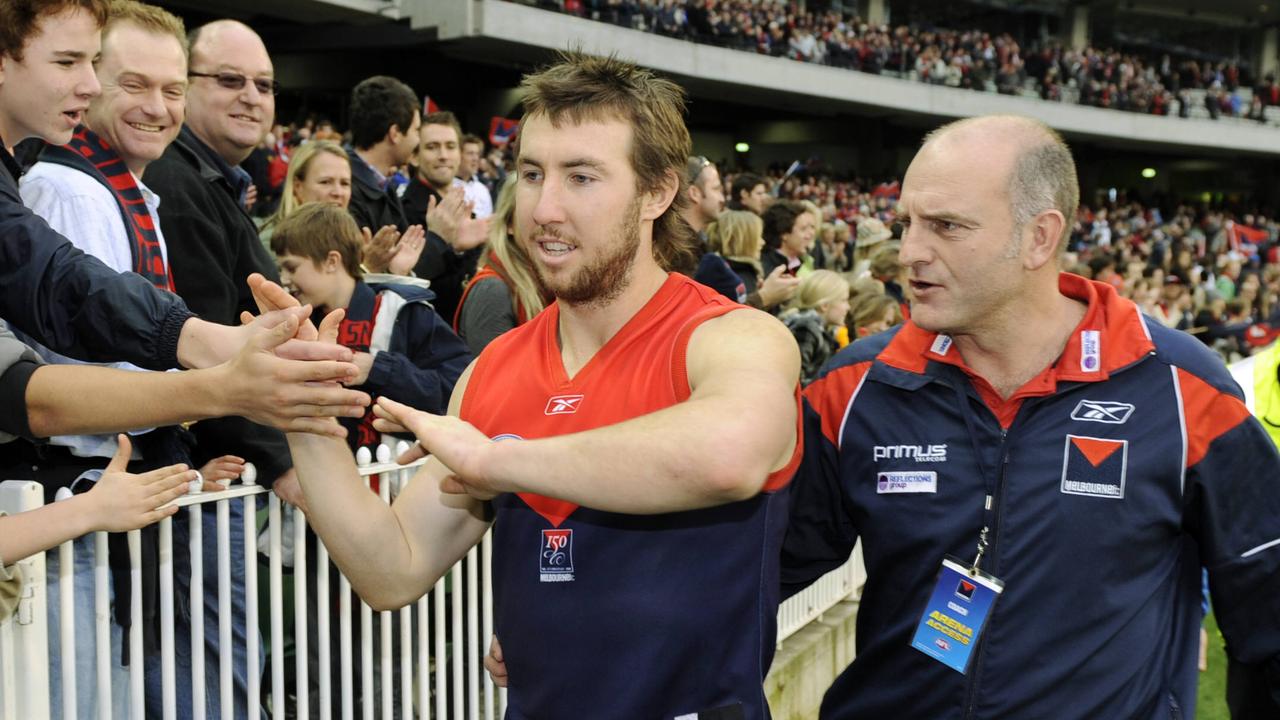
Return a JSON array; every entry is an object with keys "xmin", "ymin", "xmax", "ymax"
[
  {"xmin": 171, "ymin": 125, "xmax": 253, "ymax": 210},
  {"xmin": 347, "ymin": 147, "xmax": 388, "ymax": 194},
  {"xmin": 1, "ymin": 137, "xmax": 46, "ymax": 184},
  {"xmin": 0, "ymin": 140, "xmax": 19, "ymax": 186},
  {"xmin": 878, "ymin": 272, "xmax": 1155, "ymax": 388},
  {"xmin": 345, "ymin": 280, "xmax": 377, "ymax": 322}
]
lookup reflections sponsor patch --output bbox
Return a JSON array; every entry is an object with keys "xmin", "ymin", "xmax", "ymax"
[
  {"xmin": 876, "ymin": 471, "xmax": 937, "ymax": 494},
  {"xmin": 544, "ymin": 394, "xmax": 584, "ymax": 415},
  {"xmin": 1070, "ymin": 399, "xmax": 1135, "ymax": 424}
]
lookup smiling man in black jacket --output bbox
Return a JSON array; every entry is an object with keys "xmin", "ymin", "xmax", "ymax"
[{"xmin": 138, "ymin": 18, "xmax": 290, "ymax": 718}]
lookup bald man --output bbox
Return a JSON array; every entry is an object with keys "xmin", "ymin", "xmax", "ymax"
[
  {"xmin": 783, "ymin": 115, "xmax": 1280, "ymax": 718},
  {"xmin": 141, "ymin": 19, "xmax": 282, "ymax": 719}
]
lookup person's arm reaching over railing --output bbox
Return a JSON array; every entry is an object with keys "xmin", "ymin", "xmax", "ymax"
[
  {"xmin": 20, "ymin": 313, "xmax": 369, "ymax": 440},
  {"xmin": 0, "ymin": 435, "xmax": 194, "ymax": 563}
]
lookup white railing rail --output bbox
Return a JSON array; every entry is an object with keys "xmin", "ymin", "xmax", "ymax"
[
  {"xmin": 1, "ymin": 446, "xmax": 858, "ymax": 718},
  {"xmin": 775, "ymin": 543, "xmax": 864, "ymax": 644}
]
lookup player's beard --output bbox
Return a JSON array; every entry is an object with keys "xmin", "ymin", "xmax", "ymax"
[{"xmin": 532, "ymin": 196, "xmax": 642, "ymax": 308}]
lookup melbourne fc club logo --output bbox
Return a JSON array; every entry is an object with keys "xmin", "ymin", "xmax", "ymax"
[{"xmin": 539, "ymin": 529, "xmax": 575, "ymax": 583}]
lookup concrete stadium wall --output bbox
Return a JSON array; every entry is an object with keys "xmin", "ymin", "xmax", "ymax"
[{"xmin": 766, "ymin": 599, "xmax": 859, "ymax": 719}]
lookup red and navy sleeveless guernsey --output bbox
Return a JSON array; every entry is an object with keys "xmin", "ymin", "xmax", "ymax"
[{"xmin": 461, "ymin": 273, "xmax": 802, "ymax": 720}]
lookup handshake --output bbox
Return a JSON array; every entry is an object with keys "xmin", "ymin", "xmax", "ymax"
[{"xmin": 208, "ymin": 272, "xmax": 387, "ymax": 438}]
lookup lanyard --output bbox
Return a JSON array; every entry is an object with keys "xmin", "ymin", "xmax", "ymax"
[{"xmin": 952, "ymin": 376, "xmax": 998, "ymax": 575}]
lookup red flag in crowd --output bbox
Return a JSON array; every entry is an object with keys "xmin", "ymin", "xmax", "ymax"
[
  {"xmin": 872, "ymin": 179, "xmax": 900, "ymax": 199},
  {"xmin": 424, "ymin": 96, "xmax": 440, "ymax": 115},
  {"xmin": 1227, "ymin": 220, "xmax": 1268, "ymax": 255},
  {"xmin": 489, "ymin": 116, "xmax": 519, "ymax": 147}
]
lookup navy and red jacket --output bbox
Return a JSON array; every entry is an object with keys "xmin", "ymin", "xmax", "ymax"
[
  {"xmin": 316, "ymin": 279, "xmax": 471, "ymax": 451},
  {"xmin": 783, "ymin": 274, "xmax": 1280, "ymax": 719}
]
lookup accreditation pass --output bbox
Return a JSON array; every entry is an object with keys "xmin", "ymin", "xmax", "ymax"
[{"xmin": 910, "ymin": 557, "xmax": 1005, "ymax": 673}]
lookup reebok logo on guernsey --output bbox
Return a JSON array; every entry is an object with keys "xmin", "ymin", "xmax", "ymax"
[
  {"xmin": 873, "ymin": 444, "xmax": 948, "ymax": 462},
  {"xmin": 1071, "ymin": 399, "xmax": 1135, "ymax": 424},
  {"xmin": 544, "ymin": 394, "xmax": 584, "ymax": 415}
]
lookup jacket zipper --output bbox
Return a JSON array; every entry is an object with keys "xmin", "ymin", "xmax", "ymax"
[{"xmin": 961, "ymin": 426, "xmax": 1011, "ymax": 720}]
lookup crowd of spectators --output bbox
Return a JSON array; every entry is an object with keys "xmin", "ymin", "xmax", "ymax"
[
  {"xmin": 517, "ymin": 0, "xmax": 1280, "ymax": 122},
  {"xmin": 722, "ymin": 163, "xmax": 1280, "ymax": 362}
]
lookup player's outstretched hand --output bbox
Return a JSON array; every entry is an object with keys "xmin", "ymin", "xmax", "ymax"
[
  {"xmin": 371, "ymin": 397, "xmax": 496, "ymax": 500},
  {"xmin": 86, "ymin": 435, "xmax": 195, "ymax": 532}
]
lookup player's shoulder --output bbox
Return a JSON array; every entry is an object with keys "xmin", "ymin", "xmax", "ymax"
[{"xmin": 694, "ymin": 304, "xmax": 795, "ymax": 352}]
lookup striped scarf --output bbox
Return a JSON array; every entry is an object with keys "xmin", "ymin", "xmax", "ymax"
[{"xmin": 44, "ymin": 126, "xmax": 174, "ymax": 290}]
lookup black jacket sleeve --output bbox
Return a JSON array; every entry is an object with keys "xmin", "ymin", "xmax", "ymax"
[
  {"xmin": 146, "ymin": 145, "xmax": 292, "ymax": 485},
  {"xmin": 780, "ymin": 396, "xmax": 858, "ymax": 599},
  {"xmin": 1227, "ymin": 655, "xmax": 1280, "ymax": 718},
  {"xmin": 0, "ymin": 170, "xmax": 191, "ymax": 369},
  {"xmin": 146, "ymin": 155, "xmax": 280, "ymax": 325},
  {"xmin": 0, "ymin": 328, "xmax": 41, "ymax": 441}
]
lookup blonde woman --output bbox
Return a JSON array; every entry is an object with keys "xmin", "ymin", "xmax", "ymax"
[
  {"xmin": 706, "ymin": 210, "xmax": 798, "ymax": 311},
  {"xmin": 261, "ymin": 140, "xmax": 423, "ymax": 275},
  {"xmin": 780, "ymin": 269, "xmax": 850, "ymax": 384},
  {"xmin": 454, "ymin": 177, "xmax": 551, "ymax": 354}
]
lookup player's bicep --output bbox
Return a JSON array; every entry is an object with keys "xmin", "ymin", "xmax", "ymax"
[{"xmin": 686, "ymin": 309, "xmax": 800, "ymax": 472}]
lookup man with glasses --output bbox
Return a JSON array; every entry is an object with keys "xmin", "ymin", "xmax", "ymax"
[{"xmin": 142, "ymin": 18, "xmax": 285, "ymax": 719}]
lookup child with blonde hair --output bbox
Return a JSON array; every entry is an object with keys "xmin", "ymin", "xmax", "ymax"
[{"xmin": 780, "ymin": 269, "xmax": 850, "ymax": 383}]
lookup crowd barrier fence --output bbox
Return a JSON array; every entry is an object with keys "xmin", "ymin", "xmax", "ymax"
[{"xmin": 0, "ymin": 444, "xmax": 860, "ymax": 719}]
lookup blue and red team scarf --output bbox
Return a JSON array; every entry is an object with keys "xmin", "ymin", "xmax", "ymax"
[
  {"xmin": 42, "ymin": 126, "xmax": 175, "ymax": 290},
  {"xmin": 337, "ymin": 293, "xmax": 382, "ymax": 452}
]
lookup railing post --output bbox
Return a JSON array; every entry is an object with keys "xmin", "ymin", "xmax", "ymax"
[
  {"xmin": 53, "ymin": 488, "xmax": 77, "ymax": 720},
  {"xmin": 0, "ymin": 480, "xmax": 50, "ymax": 720},
  {"xmin": 241, "ymin": 464, "xmax": 260, "ymax": 720}
]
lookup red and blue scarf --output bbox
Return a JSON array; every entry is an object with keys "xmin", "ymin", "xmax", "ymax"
[{"xmin": 42, "ymin": 126, "xmax": 174, "ymax": 290}]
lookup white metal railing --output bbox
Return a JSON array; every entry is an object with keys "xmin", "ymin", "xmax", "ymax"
[
  {"xmin": 0, "ymin": 443, "xmax": 507, "ymax": 720},
  {"xmin": 775, "ymin": 542, "xmax": 864, "ymax": 644},
  {"xmin": 0, "ymin": 446, "xmax": 859, "ymax": 718}
]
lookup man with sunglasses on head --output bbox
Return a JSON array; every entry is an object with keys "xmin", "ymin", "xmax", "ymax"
[{"xmin": 141, "ymin": 18, "xmax": 287, "ymax": 719}]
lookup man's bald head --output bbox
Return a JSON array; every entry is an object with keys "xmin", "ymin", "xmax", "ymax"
[
  {"xmin": 187, "ymin": 19, "xmax": 258, "ymax": 65},
  {"xmin": 922, "ymin": 115, "xmax": 1078, "ymax": 256},
  {"xmin": 182, "ymin": 19, "xmax": 273, "ymax": 165}
]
